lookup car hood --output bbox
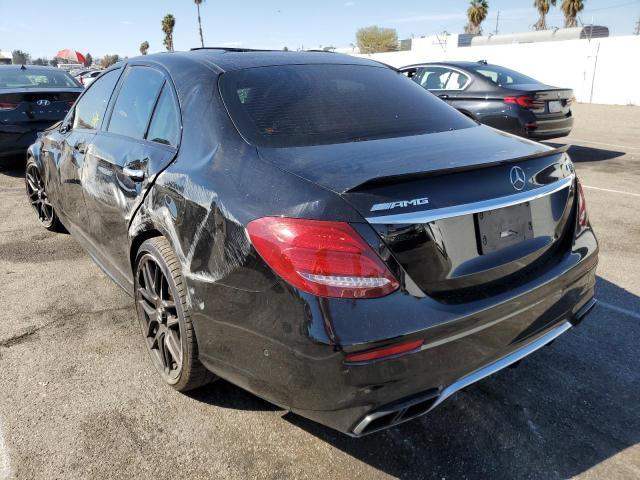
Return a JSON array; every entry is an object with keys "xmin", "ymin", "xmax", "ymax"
[{"xmin": 256, "ymin": 125, "xmax": 553, "ymax": 193}]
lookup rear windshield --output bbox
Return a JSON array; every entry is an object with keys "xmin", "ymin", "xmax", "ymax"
[
  {"xmin": 0, "ymin": 69, "xmax": 80, "ymax": 89},
  {"xmin": 219, "ymin": 64, "xmax": 475, "ymax": 147},
  {"xmin": 469, "ymin": 65, "xmax": 539, "ymax": 86}
]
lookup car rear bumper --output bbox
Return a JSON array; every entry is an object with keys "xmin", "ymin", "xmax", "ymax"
[
  {"xmin": 192, "ymin": 225, "xmax": 598, "ymax": 435},
  {"xmin": 527, "ymin": 115, "xmax": 574, "ymax": 140},
  {"xmin": 0, "ymin": 124, "xmax": 43, "ymax": 157}
]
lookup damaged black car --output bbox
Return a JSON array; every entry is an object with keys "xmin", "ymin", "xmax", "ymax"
[{"xmin": 26, "ymin": 49, "xmax": 598, "ymax": 436}]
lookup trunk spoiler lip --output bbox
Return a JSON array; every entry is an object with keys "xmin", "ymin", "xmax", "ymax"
[{"xmin": 346, "ymin": 144, "xmax": 570, "ymax": 193}]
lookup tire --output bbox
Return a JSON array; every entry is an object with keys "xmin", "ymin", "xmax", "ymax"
[
  {"xmin": 25, "ymin": 157, "xmax": 64, "ymax": 232},
  {"xmin": 134, "ymin": 236, "xmax": 216, "ymax": 391}
]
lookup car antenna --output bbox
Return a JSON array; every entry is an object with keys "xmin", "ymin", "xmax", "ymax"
[
  {"xmin": 477, "ymin": 59, "xmax": 488, "ymax": 65},
  {"xmin": 21, "ymin": 64, "xmax": 26, "ymax": 70}
]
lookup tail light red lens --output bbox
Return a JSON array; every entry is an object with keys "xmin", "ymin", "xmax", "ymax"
[
  {"xmin": 576, "ymin": 178, "xmax": 589, "ymax": 227},
  {"xmin": 345, "ymin": 339, "xmax": 424, "ymax": 363},
  {"xmin": 504, "ymin": 95, "xmax": 544, "ymax": 111},
  {"xmin": 246, "ymin": 217, "xmax": 399, "ymax": 298},
  {"xmin": 0, "ymin": 102, "xmax": 18, "ymax": 110}
]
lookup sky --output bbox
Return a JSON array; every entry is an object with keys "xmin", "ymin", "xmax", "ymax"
[{"xmin": 1, "ymin": 0, "xmax": 639, "ymax": 59}]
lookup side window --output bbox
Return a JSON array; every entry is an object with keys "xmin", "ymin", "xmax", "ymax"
[
  {"xmin": 107, "ymin": 67, "xmax": 164, "ymax": 139},
  {"xmin": 146, "ymin": 85, "xmax": 181, "ymax": 147},
  {"xmin": 443, "ymin": 71, "xmax": 470, "ymax": 90},
  {"xmin": 418, "ymin": 67, "xmax": 450, "ymax": 90},
  {"xmin": 73, "ymin": 69, "xmax": 120, "ymax": 130}
]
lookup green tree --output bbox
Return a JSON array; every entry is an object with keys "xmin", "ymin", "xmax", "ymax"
[
  {"xmin": 534, "ymin": 0, "xmax": 556, "ymax": 30},
  {"xmin": 140, "ymin": 41, "xmax": 150, "ymax": 55},
  {"xmin": 194, "ymin": 0, "xmax": 205, "ymax": 48},
  {"xmin": 101, "ymin": 54, "xmax": 120, "ymax": 68},
  {"xmin": 283, "ymin": 46, "xmax": 289, "ymax": 51},
  {"xmin": 162, "ymin": 14, "xmax": 176, "ymax": 52},
  {"xmin": 12, "ymin": 49, "xmax": 30, "ymax": 64},
  {"xmin": 84, "ymin": 53, "xmax": 93, "ymax": 67},
  {"xmin": 355, "ymin": 26, "xmax": 398, "ymax": 54},
  {"xmin": 32, "ymin": 57, "xmax": 48, "ymax": 66},
  {"xmin": 561, "ymin": 0, "xmax": 584, "ymax": 28},
  {"xmin": 465, "ymin": 0, "xmax": 489, "ymax": 35}
]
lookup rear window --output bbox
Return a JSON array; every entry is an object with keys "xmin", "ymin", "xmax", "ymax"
[
  {"xmin": 0, "ymin": 69, "xmax": 80, "ymax": 89},
  {"xmin": 219, "ymin": 64, "xmax": 475, "ymax": 148},
  {"xmin": 470, "ymin": 65, "xmax": 539, "ymax": 86}
]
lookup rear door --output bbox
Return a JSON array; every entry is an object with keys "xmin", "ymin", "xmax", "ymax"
[{"xmin": 81, "ymin": 65, "xmax": 181, "ymax": 287}]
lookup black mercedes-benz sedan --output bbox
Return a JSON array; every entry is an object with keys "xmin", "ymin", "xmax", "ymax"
[
  {"xmin": 26, "ymin": 49, "xmax": 598, "ymax": 437},
  {"xmin": 1, "ymin": 65, "xmax": 83, "ymax": 158},
  {"xmin": 401, "ymin": 61, "xmax": 575, "ymax": 140}
]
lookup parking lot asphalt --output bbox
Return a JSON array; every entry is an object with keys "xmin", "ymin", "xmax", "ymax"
[{"xmin": 0, "ymin": 103, "xmax": 638, "ymax": 480}]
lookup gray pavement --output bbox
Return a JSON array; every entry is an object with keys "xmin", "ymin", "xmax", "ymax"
[{"xmin": 0, "ymin": 103, "xmax": 638, "ymax": 479}]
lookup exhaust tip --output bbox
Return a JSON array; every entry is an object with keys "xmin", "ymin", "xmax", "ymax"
[{"xmin": 351, "ymin": 390, "xmax": 439, "ymax": 436}]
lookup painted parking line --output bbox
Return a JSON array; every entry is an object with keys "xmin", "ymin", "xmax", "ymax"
[
  {"xmin": 598, "ymin": 301, "xmax": 640, "ymax": 321},
  {"xmin": 0, "ymin": 420, "xmax": 11, "ymax": 480},
  {"xmin": 568, "ymin": 138, "xmax": 640, "ymax": 151},
  {"xmin": 582, "ymin": 185, "xmax": 640, "ymax": 198}
]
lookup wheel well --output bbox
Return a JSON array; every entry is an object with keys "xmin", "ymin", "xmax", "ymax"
[{"xmin": 129, "ymin": 229, "xmax": 163, "ymax": 273}]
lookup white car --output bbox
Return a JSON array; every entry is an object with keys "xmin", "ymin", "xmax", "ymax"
[{"xmin": 79, "ymin": 70, "xmax": 102, "ymax": 87}]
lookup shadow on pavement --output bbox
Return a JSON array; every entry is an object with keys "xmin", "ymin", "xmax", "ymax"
[
  {"xmin": 283, "ymin": 276, "xmax": 639, "ymax": 479},
  {"xmin": 545, "ymin": 142, "xmax": 625, "ymax": 163},
  {"xmin": 0, "ymin": 154, "xmax": 26, "ymax": 178},
  {"xmin": 188, "ymin": 378, "xmax": 282, "ymax": 412}
]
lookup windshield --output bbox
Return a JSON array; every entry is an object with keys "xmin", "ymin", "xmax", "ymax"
[
  {"xmin": 0, "ymin": 69, "xmax": 80, "ymax": 89},
  {"xmin": 219, "ymin": 64, "xmax": 475, "ymax": 148},
  {"xmin": 469, "ymin": 64, "xmax": 540, "ymax": 86}
]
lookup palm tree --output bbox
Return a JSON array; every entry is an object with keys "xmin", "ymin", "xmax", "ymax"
[
  {"xmin": 162, "ymin": 14, "xmax": 176, "ymax": 52},
  {"xmin": 533, "ymin": 0, "xmax": 556, "ymax": 30},
  {"xmin": 561, "ymin": 0, "xmax": 585, "ymax": 28},
  {"xmin": 465, "ymin": 0, "xmax": 489, "ymax": 35},
  {"xmin": 140, "ymin": 41, "xmax": 149, "ymax": 56},
  {"xmin": 194, "ymin": 0, "xmax": 205, "ymax": 48}
]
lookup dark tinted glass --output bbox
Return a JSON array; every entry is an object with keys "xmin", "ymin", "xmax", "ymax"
[
  {"xmin": 73, "ymin": 69, "xmax": 120, "ymax": 130},
  {"xmin": 470, "ymin": 65, "xmax": 539, "ymax": 86},
  {"xmin": 0, "ymin": 69, "xmax": 80, "ymax": 89},
  {"xmin": 146, "ymin": 85, "xmax": 180, "ymax": 146},
  {"xmin": 108, "ymin": 67, "xmax": 164, "ymax": 139},
  {"xmin": 219, "ymin": 65, "xmax": 475, "ymax": 147}
]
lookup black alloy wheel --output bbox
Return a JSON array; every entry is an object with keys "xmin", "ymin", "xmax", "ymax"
[
  {"xmin": 134, "ymin": 237, "xmax": 214, "ymax": 391},
  {"xmin": 25, "ymin": 159, "xmax": 63, "ymax": 231}
]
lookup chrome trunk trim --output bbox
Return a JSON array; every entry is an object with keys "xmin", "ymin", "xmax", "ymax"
[{"xmin": 365, "ymin": 174, "xmax": 575, "ymax": 225}]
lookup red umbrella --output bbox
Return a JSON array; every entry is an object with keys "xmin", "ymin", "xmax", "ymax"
[{"xmin": 55, "ymin": 49, "xmax": 86, "ymax": 64}]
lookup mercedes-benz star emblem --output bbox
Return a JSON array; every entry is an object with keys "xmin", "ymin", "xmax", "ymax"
[
  {"xmin": 510, "ymin": 166, "xmax": 526, "ymax": 191},
  {"xmin": 36, "ymin": 100, "xmax": 51, "ymax": 106}
]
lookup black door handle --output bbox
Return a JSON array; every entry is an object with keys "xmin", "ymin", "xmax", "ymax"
[{"xmin": 438, "ymin": 94, "xmax": 450, "ymax": 100}]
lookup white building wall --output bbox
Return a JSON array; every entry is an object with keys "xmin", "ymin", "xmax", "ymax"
[{"xmin": 353, "ymin": 35, "xmax": 640, "ymax": 106}]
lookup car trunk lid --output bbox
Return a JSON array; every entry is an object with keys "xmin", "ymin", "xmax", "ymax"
[
  {"xmin": 0, "ymin": 88, "xmax": 81, "ymax": 124},
  {"xmin": 257, "ymin": 126, "xmax": 576, "ymax": 296}
]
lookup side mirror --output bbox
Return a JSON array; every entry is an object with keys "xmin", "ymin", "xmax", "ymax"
[{"xmin": 59, "ymin": 122, "xmax": 71, "ymax": 134}]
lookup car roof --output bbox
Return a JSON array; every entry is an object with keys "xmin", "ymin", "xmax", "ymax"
[
  {"xmin": 0, "ymin": 64, "xmax": 68, "ymax": 72},
  {"xmin": 133, "ymin": 49, "xmax": 388, "ymax": 74},
  {"xmin": 402, "ymin": 61, "xmax": 495, "ymax": 70}
]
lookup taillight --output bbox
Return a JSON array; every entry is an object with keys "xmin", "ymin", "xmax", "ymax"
[
  {"xmin": 246, "ymin": 217, "xmax": 399, "ymax": 298},
  {"xmin": 344, "ymin": 339, "xmax": 424, "ymax": 363},
  {"xmin": 576, "ymin": 177, "xmax": 588, "ymax": 227},
  {"xmin": 504, "ymin": 95, "xmax": 544, "ymax": 111},
  {"xmin": 0, "ymin": 102, "xmax": 18, "ymax": 110}
]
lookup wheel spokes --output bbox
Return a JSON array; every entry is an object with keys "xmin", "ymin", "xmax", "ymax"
[{"xmin": 137, "ymin": 256, "xmax": 183, "ymax": 378}]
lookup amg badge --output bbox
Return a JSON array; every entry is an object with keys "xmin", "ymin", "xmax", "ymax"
[{"xmin": 370, "ymin": 197, "xmax": 429, "ymax": 212}]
